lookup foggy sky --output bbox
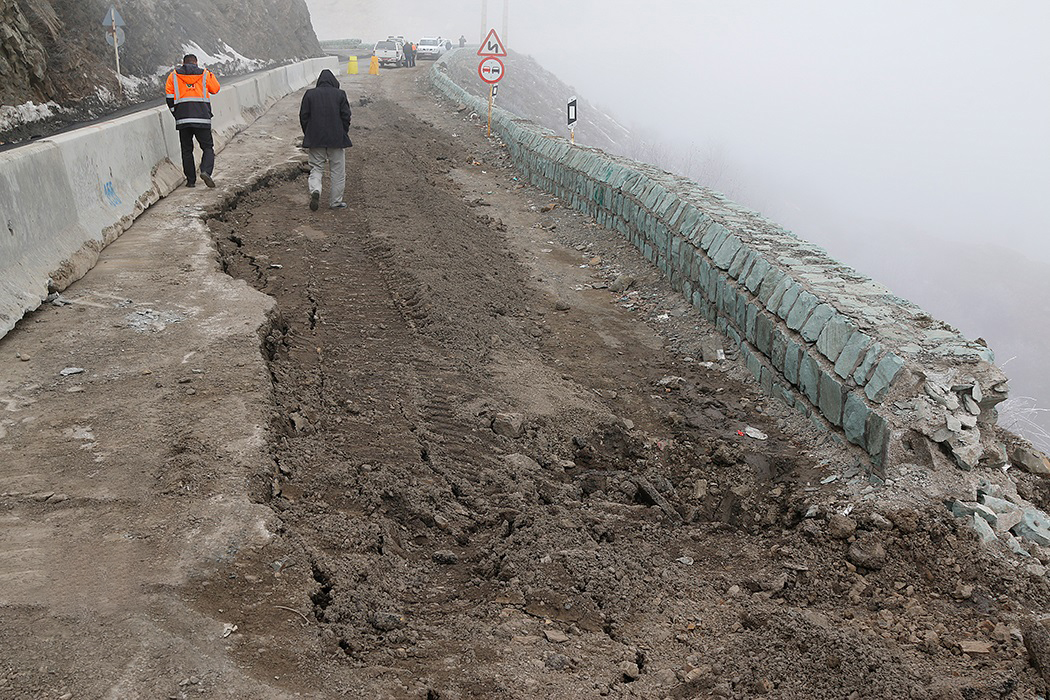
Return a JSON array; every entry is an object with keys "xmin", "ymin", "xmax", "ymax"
[{"xmin": 307, "ymin": 0, "xmax": 1049, "ymax": 263}]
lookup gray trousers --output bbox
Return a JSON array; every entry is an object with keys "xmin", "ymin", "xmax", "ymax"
[{"xmin": 308, "ymin": 147, "xmax": 346, "ymax": 206}]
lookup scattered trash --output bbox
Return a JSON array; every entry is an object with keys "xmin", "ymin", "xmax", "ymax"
[
  {"xmin": 268, "ymin": 263, "xmax": 283, "ymax": 269},
  {"xmin": 125, "ymin": 308, "xmax": 184, "ymax": 333},
  {"xmin": 60, "ymin": 367, "xmax": 85, "ymax": 376},
  {"xmin": 676, "ymin": 556, "xmax": 694, "ymax": 566},
  {"xmin": 221, "ymin": 623, "xmax": 238, "ymax": 638},
  {"xmin": 744, "ymin": 426, "xmax": 768, "ymax": 440},
  {"xmin": 820, "ymin": 475, "xmax": 840, "ymax": 485}
]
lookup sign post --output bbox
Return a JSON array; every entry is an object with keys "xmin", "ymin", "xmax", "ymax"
[
  {"xmin": 477, "ymin": 30, "xmax": 507, "ymax": 138},
  {"xmin": 567, "ymin": 97, "xmax": 578, "ymax": 145},
  {"xmin": 101, "ymin": 5, "xmax": 126, "ymax": 97}
]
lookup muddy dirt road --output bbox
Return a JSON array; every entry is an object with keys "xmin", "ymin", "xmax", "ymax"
[{"xmin": 2, "ymin": 64, "xmax": 1049, "ymax": 699}]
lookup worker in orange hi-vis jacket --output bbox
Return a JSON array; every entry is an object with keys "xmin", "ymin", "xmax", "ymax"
[{"xmin": 165, "ymin": 54, "xmax": 221, "ymax": 188}]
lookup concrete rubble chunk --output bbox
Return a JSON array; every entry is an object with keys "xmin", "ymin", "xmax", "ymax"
[
  {"xmin": 847, "ymin": 535, "xmax": 886, "ymax": 569},
  {"xmin": 924, "ymin": 383, "xmax": 961, "ymax": 410},
  {"xmin": 1012, "ymin": 445, "xmax": 1050, "ymax": 477},
  {"xmin": 951, "ymin": 501, "xmax": 996, "ymax": 523},
  {"xmin": 948, "ymin": 432, "xmax": 983, "ymax": 471},
  {"xmin": 971, "ymin": 514, "xmax": 997, "ymax": 544},
  {"xmin": 492, "ymin": 413, "xmax": 526, "ymax": 439},
  {"xmin": 977, "ymin": 495, "xmax": 1025, "ymax": 532},
  {"xmin": 1022, "ymin": 617, "xmax": 1050, "ymax": 688},
  {"xmin": 1013, "ymin": 510, "xmax": 1050, "ymax": 546}
]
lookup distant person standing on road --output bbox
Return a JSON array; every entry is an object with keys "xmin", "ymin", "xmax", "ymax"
[
  {"xmin": 165, "ymin": 54, "xmax": 221, "ymax": 188},
  {"xmin": 404, "ymin": 42, "xmax": 416, "ymax": 67},
  {"xmin": 459, "ymin": 35, "xmax": 466, "ymax": 48},
  {"xmin": 445, "ymin": 39, "xmax": 453, "ymax": 51},
  {"xmin": 299, "ymin": 69, "xmax": 352, "ymax": 211}
]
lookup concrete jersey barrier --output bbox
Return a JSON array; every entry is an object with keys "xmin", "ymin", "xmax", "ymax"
[
  {"xmin": 429, "ymin": 54, "xmax": 1009, "ymax": 473},
  {"xmin": 0, "ymin": 56, "xmax": 337, "ymax": 341}
]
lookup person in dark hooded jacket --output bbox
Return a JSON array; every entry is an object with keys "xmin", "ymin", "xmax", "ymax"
[{"xmin": 299, "ymin": 69, "xmax": 352, "ymax": 210}]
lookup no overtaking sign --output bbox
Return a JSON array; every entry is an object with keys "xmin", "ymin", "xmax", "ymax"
[{"xmin": 478, "ymin": 56, "xmax": 505, "ymax": 84}]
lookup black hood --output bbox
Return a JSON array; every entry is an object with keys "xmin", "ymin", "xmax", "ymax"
[
  {"xmin": 177, "ymin": 64, "xmax": 204, "ymax": 76},
  {"xmin": 316, "ymin": 69, "xmax": 339, "ymax": 88}
]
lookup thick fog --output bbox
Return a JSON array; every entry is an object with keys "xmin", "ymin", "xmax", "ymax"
[{"xmin": 307, "ymin": 0, "xmax": 1050, "ymax": 444}]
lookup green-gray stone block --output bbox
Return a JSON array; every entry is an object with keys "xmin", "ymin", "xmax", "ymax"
[
  {"xmin": 771, "ymin": 329, "xmax": 788, "ymax": 372},
  {"xmin": 864, "ymin": 353, "xmax": 906, "ymax": 403},
  {"xmin": 743, "ymin": 258, "xmax": 771, "ymax": 294},
  {"xmin": 728, "ymin": 248, "xmax": 752, "ymax": 279},
  {"xmin": 712, "ymin": 235, "xmax": 743, "ymax": 270},
  {"xmin": 776, "ymin": 283, "xmax": 803, "ymax": 320},
  {"xmin": 701, "ymin": 224, "xmax": 729, "ymax": 252},
  {"xmin": 834, "ymin": 331, "xmax": 873, "ymax": 380},
  {"xmin": 799, "ymin": 354, "xmax": 819, "ymax": 405},
  {"xmin": 764, "ymin": 276, "xmax": 793, "ymax": 313},
  {"xmin": 866, "ymin": 412, "xmax": 889, "ymax": 464},
  {"xmin": 799, "ymin": 303, "xmax": 835, "ymax": 343},
  {"xmin": 784, "ymin": 341, "xmax": 802, "ymax": 386},
  {"xmin": 786, "ymin": 291, "xmax": 819, "ymax": 331},
  {"xmin": 760, "ymin": 365, "xmax": 774, "ymax": 395},
  {"xmin": 745, "ymin": 302, "xmax": 758, "ymax": 343},
  {"xmin": 745, "ymin": 348, "xmax": 762, "ymax": 381},
  {"xmin": 818, "ymin": 370, "xmax": 845, "ymax": 426},
  {"xmin": 842, "ymin": 392, "xmax": 869, "ymax": 447},
  {"xmin": 757, "ymin": 268, "xmax": 787, "ymax": 305},
  {"xmin": 754, "ymin": 313, "xmax": 774, "ymax": 357},
  {"xmin": 816, "ymin": 315, "xmax": 856, "ymax": 363}
]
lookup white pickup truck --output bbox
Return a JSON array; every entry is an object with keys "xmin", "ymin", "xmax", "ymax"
[
  {"xmin": 372, "ymin": 40, "xmax": 404, "ymax": 68},
  {"xmin": 416, "ymin": 37, "xmax": 446, "ymax": 60}
]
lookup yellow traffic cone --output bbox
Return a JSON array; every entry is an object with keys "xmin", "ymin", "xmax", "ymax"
[
  {"xmin": 369, "ymin": 55, "xmax": 380, "ymax": 75},
  {"xmin": 347, "ymin": 55, "xmax": 358, "ymax": 75}
]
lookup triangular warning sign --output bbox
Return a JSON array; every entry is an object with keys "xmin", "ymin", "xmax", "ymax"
[
  {"xmin": 101, "ymin": 5, "xmax": 125, "ymax": 27},
  {"xmin": 477, "ymin": 29, "xmax": 507, "ymax": 57}
]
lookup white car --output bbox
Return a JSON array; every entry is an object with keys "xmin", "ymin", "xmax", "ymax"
[
  {"xmin": 416, "ymin": 37, "xmax": 446, "ymax": 60},
  {"xmin": 373, "ymin": 40, "xmax": 404, "ymax": 68}
]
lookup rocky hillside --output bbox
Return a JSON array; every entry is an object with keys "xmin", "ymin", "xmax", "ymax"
[
  {"xmin": 442, "ymin": 48, "xmax": 630, "ymax": 155},
  {"xmin": 0, "ymin": 0, "xmax": 321, "ymax": 142}
]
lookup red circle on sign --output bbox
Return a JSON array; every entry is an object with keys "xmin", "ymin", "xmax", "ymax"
[{"xmin": 478, "ymin": 57, "xmax": 505, "ymax": 84}]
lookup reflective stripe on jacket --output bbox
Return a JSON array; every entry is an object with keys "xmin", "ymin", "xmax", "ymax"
[{"xmin": 165, "ymin": 65, "xmax": 220, "ymax": 129}]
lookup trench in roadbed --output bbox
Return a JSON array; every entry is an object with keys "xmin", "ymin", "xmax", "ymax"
[
  {"xmin": 190, "ymin": 98, "xmax": 1050, "ymax": 697},
  {"xmin": 197, "ymin": 158, "xmax": 811, "ymax": 664}
]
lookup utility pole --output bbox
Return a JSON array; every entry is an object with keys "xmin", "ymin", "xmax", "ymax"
[{"xmin": 502, "ymin": 0, "xmax": 509, "ymax": 47}]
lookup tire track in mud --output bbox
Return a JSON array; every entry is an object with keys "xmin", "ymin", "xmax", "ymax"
[{"xmin": 208, "ymin": 99, "xmax": 537, "ymax": 688}]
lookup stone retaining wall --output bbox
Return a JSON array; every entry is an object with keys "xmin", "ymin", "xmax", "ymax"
[{"xmin": 430, "ymin": 55, "xmax": 1010, "ymax": 472}]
